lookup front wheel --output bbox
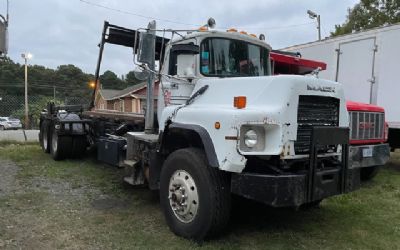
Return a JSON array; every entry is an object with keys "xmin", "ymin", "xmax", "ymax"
[
  {"xmin": 0, "ymin": 125, "xmax": 4, "ymax": 131},
  {"xmin": 160, "ymin": 148, "xmax": 231, "ymax": 240}
]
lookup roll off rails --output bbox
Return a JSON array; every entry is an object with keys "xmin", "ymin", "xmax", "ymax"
[{"xmin": 38, "ymin": 19, "xmax": 379, "ymax": 240}]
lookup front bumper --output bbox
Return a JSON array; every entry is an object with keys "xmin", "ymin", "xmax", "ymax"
[
  {"xmin": 231, "ymin": 126, "xmax": 357, "ymax": 207},
  {"xmin": 231, "ymin": 168, "xmax": 360, "ymax": 207},
  {"xmin": 349, "ymin": 143, "xmax": 390, "ymax": 169}
]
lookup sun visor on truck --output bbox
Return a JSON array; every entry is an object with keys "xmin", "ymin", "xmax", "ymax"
[{"xmin": 105, "ymin": 23, "xmax": 169, "ymax": 60}]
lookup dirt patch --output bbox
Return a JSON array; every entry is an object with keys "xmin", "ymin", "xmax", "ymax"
[
  {"xmin": 91, "ymin": 197, "xmax": 130, "ymax": 210},
  {"xmin": 0, "ymin": 160, "xmax": 19, "ymax": 197}
]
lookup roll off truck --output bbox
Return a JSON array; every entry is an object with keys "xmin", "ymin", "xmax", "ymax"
[{"xmin": 39, "ymin": 19, "xmax": 361, "ymax": 239}]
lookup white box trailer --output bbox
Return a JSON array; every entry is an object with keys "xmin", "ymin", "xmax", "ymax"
[{"xmin": 283, "ymin": 23, "xmax": 400, "ymax": 149}]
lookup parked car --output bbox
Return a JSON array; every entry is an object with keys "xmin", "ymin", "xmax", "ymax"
[{"xmin": 0, "ymin": 117, "xmax": 23, "ymax": 130}]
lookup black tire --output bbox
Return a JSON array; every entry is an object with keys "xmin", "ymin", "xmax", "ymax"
[
  {"xmin": 160, "ymin": 148, "xmax": 231, "ymax": 240},
  {"xmin": 71, "ymin": 136, "xmax": 87, "ymax": 158},
  {"xmin": 0, "ymin": 125, "xmax": 4, "ymax": 131},
  {"xmin": 40, "ymin": 122, "xmax": 51, "ymax": 153},
  {"xmin": 50, "ymin": 128, "xmax": 72, "ymax": 161},
  {"xmin": 360, "ymin": 166, "xmax": 380, "ymax": 181},
  {"xmin": 301, "ymin": 199, "xmax": 323, "ymax": 209}
]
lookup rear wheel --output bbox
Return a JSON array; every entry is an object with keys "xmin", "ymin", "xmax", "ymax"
[
  {"xmin": 360, "ymin": 166, "xmax": 380, "ymax": 181},
  {"xmin": 50, "ymin": 128, "xmax": 72, "ymax": 160},
  {"xmin": 40, "ymin": 122, "xmax": 51, "ymax": 153},
  {"xmin": 160, "ymin": 148, "xmax": 231, "ymax": 240}
]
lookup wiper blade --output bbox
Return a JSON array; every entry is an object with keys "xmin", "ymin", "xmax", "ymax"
[{"xmin": 186, "ymin": 85, "xmax": 209, "ymax": 105}]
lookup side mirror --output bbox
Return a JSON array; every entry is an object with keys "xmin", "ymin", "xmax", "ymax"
[
  {"xmin": 133, "ymin": 66, "xmax": 150, "ymax": 81},
  {"xmin": 137, "ymin": 21, "xmax": 156, "ymax": 66}
]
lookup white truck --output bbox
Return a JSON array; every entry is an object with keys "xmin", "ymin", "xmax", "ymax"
[
  {"xmin": 39, "ymin": 19, "xmax": 360, "ymax": 240},
  {"xmin": 283, "ymin": 23, "xmax": 400, "ymax": 151}
]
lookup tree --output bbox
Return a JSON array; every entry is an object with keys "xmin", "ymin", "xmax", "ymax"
[
  {"xmin": 99, "ymin": 70, "xmax": 126, "ymax": 90},
  {"xmin": 125, "ymin": 71, "xmax": 142, "ymax": 86},
  {"xmin": 331, "ymin": 0, "xmax": 400, "ymax": 37}
]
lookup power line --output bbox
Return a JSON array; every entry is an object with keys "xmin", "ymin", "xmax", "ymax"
[
  {"xmin": 79, "ymin": 0, "xmax": 315, "ymax": 31},
  {"xmin": 79, "ymin": 0, "xmax": 200, "ymax": 27}
]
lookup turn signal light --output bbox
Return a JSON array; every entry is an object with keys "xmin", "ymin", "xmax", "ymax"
[
  {"xmin": 240, "ymin": 31, "xmax": 248, "ymax": 35},
  {"xmin": 227, "ymin": 28, "xmax": 238, "ymax": 32},
  {"xmin": 198, "ymin": 26, "xmax": 208, "ymax": 31},
  {"xmin": 234, "ymin": 96, "xmax": 247, "ymax": 109}
]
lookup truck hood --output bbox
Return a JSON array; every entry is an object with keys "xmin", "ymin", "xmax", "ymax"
[{"xmin": 192, "ymin": 75, "xmax": 344, "ymax": 110}]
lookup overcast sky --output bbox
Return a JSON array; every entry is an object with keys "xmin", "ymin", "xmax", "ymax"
[{"xmin": 1, "ymin": 0, "xmax": 358, "ymax": 76}]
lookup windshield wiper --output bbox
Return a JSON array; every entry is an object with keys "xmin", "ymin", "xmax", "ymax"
[{"xmin": 186, "ymin": 85, "xmax": 209, "ymax": 105}]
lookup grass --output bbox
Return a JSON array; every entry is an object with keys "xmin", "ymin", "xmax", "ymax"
[{"xmin": 0, "ymin": 143, "xmax": 400, "ymax": 249}]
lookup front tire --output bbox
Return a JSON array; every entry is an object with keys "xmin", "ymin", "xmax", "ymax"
[
  {"xmin": 360, "ymin": 166, "xmax": 380, "ymax": 181},
  {"xmin": 0, "ymin": 125, "xmax": 4, "ymax": 131},
  {"xmin": 160, "ymin": 148, "xmax": 231, "ymax": 240}
]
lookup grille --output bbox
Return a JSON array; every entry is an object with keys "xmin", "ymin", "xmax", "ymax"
[
  {"xmin": 295, "ymin": 95, "xmax": 340, "ymax": 154},
  {"xmin": 349, "ymin": 111, "xmax": 384, "ymax": 140}
]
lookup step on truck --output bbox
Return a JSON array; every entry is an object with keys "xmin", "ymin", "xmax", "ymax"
[
  {"xmin": 270, "ymin": 51, "xmax": 390, "ymax": 181},
  {"xmin": 39, "ymin": 19, "xmax": 361, "ymax": 240}
]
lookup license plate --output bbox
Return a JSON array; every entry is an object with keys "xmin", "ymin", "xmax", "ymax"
[{"xmin": 362, "ymin": 147, "xmax": 373, "ymax": 158}]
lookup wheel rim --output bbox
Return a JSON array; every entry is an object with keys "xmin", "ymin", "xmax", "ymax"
[
  {"xmin": 168, "ymin": 170, "xmax": 199, "ymax": 223},
  {"xmin": 52, "ymin": 131, "xmax": 58, "ymax": 153}
]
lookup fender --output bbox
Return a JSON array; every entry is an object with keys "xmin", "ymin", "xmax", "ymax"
[{"xmin": 161, "ymin": 122, "xmax": 219, "ymax": 168}]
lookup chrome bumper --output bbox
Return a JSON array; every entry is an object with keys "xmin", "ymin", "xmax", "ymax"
[{"xmin": 349, "ymin": 143, "xmax": 390, "ymax": 169}]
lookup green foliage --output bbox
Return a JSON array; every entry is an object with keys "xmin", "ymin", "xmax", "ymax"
[
  {"xmin": 0, "ymin": 58, "xmax": 137, "ymax": 98},
  {"xmin": 99, "ymin": 70, "xmax": 126, "ymax": 90},
  {"xmin": 125, "ymin": 71, "xmax": 142, "ymax": 86},
  {"xmin": 11, "ymin": 96, "xmax": 63, "ymax": 127},
  {"xmin": 332, "ymin": 0, "xmax": 400, "ymax": 36}
]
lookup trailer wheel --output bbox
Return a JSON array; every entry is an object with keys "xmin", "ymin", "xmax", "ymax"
[
  {"xmin": 160, "ymin": 148, "xmax": 231, "ymax": 240},
  {"xmin": 50, "ymin": 128, "xmax": 72, "ymax": 161},
  {"xmin": 40, "ymin": 122, "xmax": 51, "ymax": 153},
  {"xmin": 71, "ymin": 136, "xmax": 87, "ymax": 158},
  {"xmin": 360, "ymin": 166, "xmax": 380, "ymax": 181}
]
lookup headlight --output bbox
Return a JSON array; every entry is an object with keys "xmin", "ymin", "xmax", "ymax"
[
  {"xmin": 244, "ymin": 130, "xmax": 258, "ymax": 148},
  {"xmin": 240, "ymin": 126, "xmax": 265, "ymax": 152}
]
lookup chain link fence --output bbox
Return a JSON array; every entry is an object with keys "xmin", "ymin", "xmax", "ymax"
[{"xmin": 0, "ymin": 95, "xmax": 89, "ymax": 129}]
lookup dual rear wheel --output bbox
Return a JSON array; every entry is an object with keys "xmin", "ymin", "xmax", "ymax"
[{"xmin": 40, "ymin": 122, "xmax": 87, "ymax": 160}]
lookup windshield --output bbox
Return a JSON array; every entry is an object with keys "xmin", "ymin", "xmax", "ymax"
[{"xmin": 200, "ymin": 38, "xmax": 271, "ymax": 77}]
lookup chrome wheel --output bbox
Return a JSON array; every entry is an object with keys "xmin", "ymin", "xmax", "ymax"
[{"xmin": 168, "ymin": 170, "xmax": 199, "ymax": 223}]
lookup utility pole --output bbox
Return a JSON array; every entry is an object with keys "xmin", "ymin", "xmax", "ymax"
[
  {"xmin": 21, "ymin": 52, "xmax": 32, "ymax": 129},
  {"xmin": 307, "ymin": 10, "xmax": 321, "ymax": 41},
  {"xmin": 53, "ymin": 84, "xmax": 56, "ymax": 101}
]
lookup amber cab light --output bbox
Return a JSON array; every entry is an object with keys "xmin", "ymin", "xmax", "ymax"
[{"xmin": 234, "ymin": 96, "xmax": 247, "ymax": 109}]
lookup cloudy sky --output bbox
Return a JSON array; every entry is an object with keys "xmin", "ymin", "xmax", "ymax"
[{"xmin": 1, "ymin": 0, "xmax": 358, "ymax": 76}]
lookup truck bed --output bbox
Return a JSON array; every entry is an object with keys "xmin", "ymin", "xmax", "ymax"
[{"xmin": 83, "ymin": 110, "xmax": 145, "ymax": 124}]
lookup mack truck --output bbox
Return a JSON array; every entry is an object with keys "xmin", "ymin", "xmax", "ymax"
[
  {"xmin": 39, "ymin": 19, "xmax": 360, "ymax": 240},
  {"xmin": 270, "ymin": 51, "xmax": 390, "ymax": 181}
]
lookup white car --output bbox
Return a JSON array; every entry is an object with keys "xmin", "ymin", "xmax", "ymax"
[{"xmin": 0, "ymin": 117, "xmax": 23, "ymax": 130}]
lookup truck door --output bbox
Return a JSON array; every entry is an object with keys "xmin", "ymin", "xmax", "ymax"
[{"xmin": 336, "ymin": 38, "xmax": 376, "ymax": 104}]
